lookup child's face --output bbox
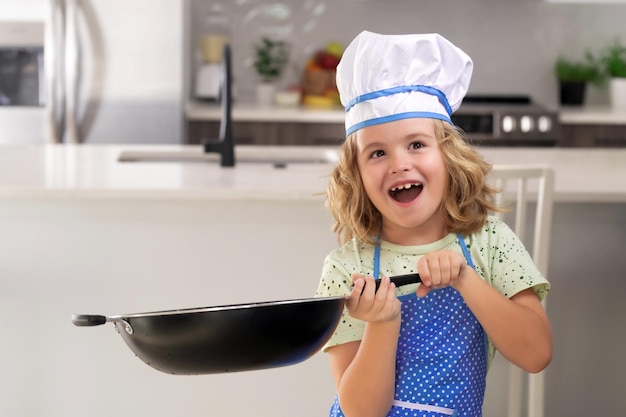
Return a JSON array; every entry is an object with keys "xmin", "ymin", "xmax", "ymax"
[{"xmin": 354, "ymin": 118, "xmax": 448, "ymax": 245}]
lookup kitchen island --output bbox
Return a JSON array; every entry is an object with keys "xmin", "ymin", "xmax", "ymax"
[{"xmin": 0, "ymin": 144, "xmax": 624, "ymax": 417}]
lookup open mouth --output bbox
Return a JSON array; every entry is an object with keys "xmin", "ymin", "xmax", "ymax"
[{"xmin": 389, "ymin": 183, "xmax": 423, "ymax": 203}]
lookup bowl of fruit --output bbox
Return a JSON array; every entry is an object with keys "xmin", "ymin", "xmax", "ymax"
[{"xmin": 302, "ymin": 42, "xmax": 344, "ymax": 108}]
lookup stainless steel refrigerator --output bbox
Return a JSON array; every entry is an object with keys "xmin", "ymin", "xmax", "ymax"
[{"xmin": 0, "ymin": 0, "xmax": 184, "ymax": 144}]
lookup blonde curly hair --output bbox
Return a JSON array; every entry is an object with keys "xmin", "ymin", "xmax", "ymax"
[{"xmin": 326, "ymin": 120, "xmax": 500, "ymax": 245}]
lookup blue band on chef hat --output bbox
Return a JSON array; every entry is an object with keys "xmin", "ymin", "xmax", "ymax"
[
  {"xmin": 345, "ymin": 85, "xmax": 454, "ymax": 116},
  {"xmin": 346, "ymin": 112, "xmax": 452, "ymax": 137}
]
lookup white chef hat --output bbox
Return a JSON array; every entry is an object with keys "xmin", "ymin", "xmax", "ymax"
[{"xmin": 336, "ymin": 31, "xmax": 473, "ymax": 137}]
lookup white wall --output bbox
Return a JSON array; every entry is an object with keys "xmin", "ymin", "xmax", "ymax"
[{"xmin": 0, "ymin": 0, "xmax": 47, "ymax": 21}]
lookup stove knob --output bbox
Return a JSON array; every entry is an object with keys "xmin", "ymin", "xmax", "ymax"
[
  {"xmin": 520, "ymin": 115, "xmax": 534, "ymax": 133},
  {"xmin": 502, "ymin": 115, "xmax": 516, "ymax": 133},
  {"xmin": 537, "ymin": 116, "xmax": 552, "ymax": 132}
]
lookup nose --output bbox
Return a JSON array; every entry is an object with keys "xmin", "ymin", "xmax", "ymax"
[{"xmin": 389, "ymin": 151, "xmax": 411, "ymax": 174}]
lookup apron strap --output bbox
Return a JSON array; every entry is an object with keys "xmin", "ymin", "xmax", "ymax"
[
  {"xmin": 456, "ymin": 232, "xmax": 475, "ymax": 269},
  {"xmin": 373, "ymin": 237, "xmax": 381, "ymax": 279},
  {"xmin": 456, "ymin": 233, "xmax": 489, "ymax": 364},
  {"xmin": 374, "ymin": 233, "xmax": 475, "ymax": 278}
]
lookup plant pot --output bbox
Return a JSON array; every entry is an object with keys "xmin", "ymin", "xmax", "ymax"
[
  {"xmin": 256, "ymin": 82, "xmax": 276, "ymax": 106},
  {"xmin": 609, "ymin": 77, "xmax": 626, "ymax": 109},
  {"xmin": 559, "ymin": 81, "xmax": 587, "ymax": 105}
]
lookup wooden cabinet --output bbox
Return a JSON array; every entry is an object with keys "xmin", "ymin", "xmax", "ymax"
[
  {"xmin": 561, "ymin": 124, "xmax": 626, "ymax": 147},
  {"xmin": 186, "ymin": 120, "xmax": 346, "ymax": 146},
  {"xmin": 188, "ymin": 120, "xmax": 626, "ymax": 148},
  {"xmin": 186, "ymin": 102, "xmax": 626, "ymax": 148}
]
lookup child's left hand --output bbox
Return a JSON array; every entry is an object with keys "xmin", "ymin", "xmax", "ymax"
[{"xmin": 416, "ymin": 250, "xmax": 467, "ymax": 298}]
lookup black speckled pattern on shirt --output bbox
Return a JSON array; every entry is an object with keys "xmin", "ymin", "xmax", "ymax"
[{"xmin": 315, "ymin": 216, "xmax": 550, "ymax": 364}]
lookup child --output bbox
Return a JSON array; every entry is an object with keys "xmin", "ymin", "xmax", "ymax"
[{"xmin": 315, "ymin": 31, "xmax": 552, "ymax": 417}]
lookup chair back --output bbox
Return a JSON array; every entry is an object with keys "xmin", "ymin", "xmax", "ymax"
[{"xmin": 489, "ymin": 164, "xmax": 555, "ymax": 417}]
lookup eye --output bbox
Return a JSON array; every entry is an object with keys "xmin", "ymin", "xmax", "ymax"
[
  {"xmin": 409, "ymin": 141, "xmax": 424, "ymax": 150},
  {"xmin": 370, "ymin": 149, "xmax": 385, "ymax": 159}
]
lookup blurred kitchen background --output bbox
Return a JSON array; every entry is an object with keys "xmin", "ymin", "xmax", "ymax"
[
  {"xmin": 187, "ymin": 0, "xmax": 624, "ymax": 107},
  {"xmin": 1, "ymin": 2, "xmax": 625, "ymax": 417},
  {"xmin": 2, "ymin": 0, "xmax": 626, "ymax": 145}
]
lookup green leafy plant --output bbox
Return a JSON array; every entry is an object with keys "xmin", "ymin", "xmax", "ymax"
[
  {"xmin": 253, "ymin": 37, "xmax": 289, "ymax": 82},
  {"xmin": 554, "ymin": 52, "xmax": 604, "ymax": 85},
  {"xmin": 602, "ymin": 39, "xmax": 626, "ymax": 78}
]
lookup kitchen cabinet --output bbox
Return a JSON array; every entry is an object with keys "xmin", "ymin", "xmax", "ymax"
[
  {"xmin": 561, "ymin": 124, "xmax": 626, "ymax": 147},
  {"xmin": 185, "ymin": 101, "xmax": 346, "ymax": 146},
  {"xmin": 559, "ymin": 106, "xmax": 626, "ymax": 147},
  {"xmin": 187, "ymin": 120, "xmax": 345, "ymax": 146},
  {"xmin": 0, "ymin": 197, "xmax": 338, "ymax": 417},
  {"xmin": 187, "ymin": 101, "xmax": 626, "ymax": 148},
  {"xmin": 188, "ymin": 119, "xmax": 626, "ymax": 148}
]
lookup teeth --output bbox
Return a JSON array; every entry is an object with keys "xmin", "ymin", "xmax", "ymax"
[{"xmin": 391, "ymin": 183, "xmax": 420, "ymax": 191}]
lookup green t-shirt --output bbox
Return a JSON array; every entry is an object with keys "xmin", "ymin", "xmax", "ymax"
[{"xmin": 315, "ymin": 215, "xmax": 550, "ymax": 366}]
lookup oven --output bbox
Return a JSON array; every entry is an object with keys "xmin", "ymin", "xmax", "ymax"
[
  {"xmin": 452, "ymin": 95, "xmax": 561, "ymax": 146},
  {"xmin": 0, "ymin": 21, "xmax": 46, "ymax": 145}
]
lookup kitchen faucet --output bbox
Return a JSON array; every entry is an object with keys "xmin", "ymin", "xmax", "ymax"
[{"xmin": 203, "ymin": 44, "xmax": 234, "ymax": 167}]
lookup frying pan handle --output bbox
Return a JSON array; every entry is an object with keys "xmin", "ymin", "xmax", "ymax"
[
  {"xmin": 71, "ymin": 314, "xmax": 107, "ymax": 326},
  {"xmin": 375, "ymin": 273, "xmax": 421, "ymax": 291}
]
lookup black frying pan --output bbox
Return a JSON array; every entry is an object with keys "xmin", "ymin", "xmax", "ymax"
[{"xmin": 71, "ymin": 273, "xmax": 420, "ymax": 375}]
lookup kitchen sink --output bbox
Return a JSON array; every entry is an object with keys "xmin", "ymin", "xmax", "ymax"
[{"xmin": 117, "ymin": 146, "xmax": 340, "ymax": 166}]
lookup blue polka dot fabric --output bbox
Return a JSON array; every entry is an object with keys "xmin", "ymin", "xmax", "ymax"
[
  {"xmin": 328, "ymin": 233, "xmax": 487, "ymax": 417},
  {"xmin": 397, "ymin": 288, "xmax": 485, "ymax": 415},
  {"xmin": 329, "ymin": 288, "xmax": 486, "ymax": 417}
]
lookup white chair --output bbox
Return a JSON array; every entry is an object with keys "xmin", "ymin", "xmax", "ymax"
[{"xmin": 489, "ymin": 165, "xmax": 555, "ymax": 417}]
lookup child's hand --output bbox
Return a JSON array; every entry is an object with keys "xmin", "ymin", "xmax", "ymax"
[
  {"xmin": 417, "ymin": 250, "xmax": 467, "ymax": 298},
  {"xmin": 346, "ymin": 274, "xmax": 401, "ymax": 323}
]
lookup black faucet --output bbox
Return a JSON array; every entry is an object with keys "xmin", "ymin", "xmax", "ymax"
[{"xmin": 203, "ymin": 43, "xmax": 234, "ymax": 167}]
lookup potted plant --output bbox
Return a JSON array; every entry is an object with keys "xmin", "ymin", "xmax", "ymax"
[
  {"xmin": 601, "ymin": 39, "xmax": 626, "ymax": 108},
  {"xmin": 554, "ymin": 52, "xmax": 603, "ymax": 106},
  {"xmin": 253, "ymin": 37, "xmax": 289, "ymax": 105}
]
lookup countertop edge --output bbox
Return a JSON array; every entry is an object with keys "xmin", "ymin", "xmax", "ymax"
[{"xmin": 0, "ymin": 188, "xmax": 327, "ymax": 202}]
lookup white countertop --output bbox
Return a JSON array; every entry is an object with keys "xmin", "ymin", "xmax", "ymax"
[
  {"xmin": 0, "ymin": 145, "xmax": 337, "ymax": 201},
  {"xmin": 0, "ymin": 144, "xmax": 624, "ymax": 203},
  {"xmin": 186, "ymin": 101, "xmax": 626, "ymax": 126}
]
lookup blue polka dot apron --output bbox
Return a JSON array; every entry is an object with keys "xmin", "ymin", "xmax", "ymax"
[{"xmin": 329, "ymin": 234, "xmax": 487, "ymax": 417}]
